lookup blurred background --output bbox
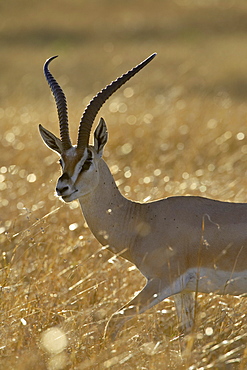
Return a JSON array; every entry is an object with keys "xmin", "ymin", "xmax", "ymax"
[{"xmin": 1, "ymin": 0, "xmax": 247, "ymax": 369}]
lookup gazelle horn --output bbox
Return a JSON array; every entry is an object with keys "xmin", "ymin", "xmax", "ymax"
[
  {"xmin": 77, "ymin": 53, "xmax": 156, "ymax": 151},
  {"xmin": 44, "ymin": 56, "xmax": 72, "ymax": 151}
]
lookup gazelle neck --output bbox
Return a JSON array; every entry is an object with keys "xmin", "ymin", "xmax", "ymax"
[{"xmin": 78, "ymin": 159, "xmax": 140, "ymax": 261}]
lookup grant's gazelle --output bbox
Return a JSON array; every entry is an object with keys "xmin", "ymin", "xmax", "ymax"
[{"xmin": 39, "ymin": 53, "xmax": 247, "ymax": 338}]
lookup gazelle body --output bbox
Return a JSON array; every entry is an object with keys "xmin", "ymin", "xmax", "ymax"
[{"xmin": 39, "ymin": 54, "xmax": 247, "ymax": 337}]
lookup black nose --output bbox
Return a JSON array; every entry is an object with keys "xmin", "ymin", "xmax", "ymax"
[
  {"xmin": 56, "ymin": 185, "xmax": 69, "ymax": 195},
  {"xmin": 56, "ymin": 172, "xmax": 71, "ymax": 195}
]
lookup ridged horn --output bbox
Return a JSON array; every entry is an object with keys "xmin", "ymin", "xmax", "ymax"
[
  {"xmin": 44, "ymin": 56, "xmax": 72, "ymax": 151},
  {"xmin": 77, "ymin": 53, "xmax": 157, "ymax": 151}
]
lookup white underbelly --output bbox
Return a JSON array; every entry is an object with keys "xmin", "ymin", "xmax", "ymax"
[{"xmin": 182, "ymin": 267, "xmax": 247, "ymax": 296}]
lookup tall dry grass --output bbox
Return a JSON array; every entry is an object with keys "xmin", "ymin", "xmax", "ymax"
[{"xmin": 1, "ymin": 1, "xmax": 247, "ymax": 369}]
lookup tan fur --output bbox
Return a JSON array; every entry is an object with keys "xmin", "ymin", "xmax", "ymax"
[{"xmin": 39, "ymin": 55, "xmax": 247, "ymax": 338}]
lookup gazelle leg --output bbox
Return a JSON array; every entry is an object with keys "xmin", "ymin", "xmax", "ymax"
[
  {"xmin": 173, "ymin": 292, "xmax": 195, "ymax": 332},
  {"xmin": 104, "ymin": 277, "xmax": 176, "ymax": 339}
]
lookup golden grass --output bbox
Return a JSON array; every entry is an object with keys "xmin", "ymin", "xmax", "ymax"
[{"xmin": 1, "ymin": 0, "xmax": 247, "ymax": 368}]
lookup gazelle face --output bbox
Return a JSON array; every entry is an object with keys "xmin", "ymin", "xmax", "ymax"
[
  {"xmin": 39, "ymin": 118, "xmax": 108, "ymax": 203},
  {"xmin": 56, "ymin": 147, "xmax": 100, "ymax": 202}
]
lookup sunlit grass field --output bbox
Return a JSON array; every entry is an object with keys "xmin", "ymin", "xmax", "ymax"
[{"xmin": 1, "ymin": 0, "xmax": 247, "ymax": 369}]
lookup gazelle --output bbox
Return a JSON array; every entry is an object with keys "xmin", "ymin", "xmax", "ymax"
[{"xmin": 39, "ymin": 53, "xmax": 247, "ymax": 338}]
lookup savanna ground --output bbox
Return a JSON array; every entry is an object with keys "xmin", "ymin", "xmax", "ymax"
[{"xmin": 1, "ymin": 0, "xmax": 247, "ymax": 369}]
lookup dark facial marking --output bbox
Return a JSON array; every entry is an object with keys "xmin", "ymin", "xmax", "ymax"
[{"xmin": 80, "ymin": 150, "xmax": 93, "ymax": 172}]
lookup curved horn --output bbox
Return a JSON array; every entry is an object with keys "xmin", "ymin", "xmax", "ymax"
[
  {"xmin": 77, "ymin": 53, "xmax": 157, "ymax": 151},
  {"xmin": 44, "ymin": 56, "xmax": 72, "ymax": 150}
]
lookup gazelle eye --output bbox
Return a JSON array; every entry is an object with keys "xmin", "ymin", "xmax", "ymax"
[{"xmin": 80, "ymin": 159, "xmax": 92, "ymax": 172}]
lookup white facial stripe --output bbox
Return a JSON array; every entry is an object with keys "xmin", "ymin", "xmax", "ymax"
[
  {"xmin": 72, "ymin": 161, "xmax": 83, "ymax": 182},
  {"xmin": 71, "ymin": 150, "xmax": 92, "ymax": 182}
]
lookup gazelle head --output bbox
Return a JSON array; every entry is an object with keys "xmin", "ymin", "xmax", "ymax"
[{"xmin": 39, "ymin": 53, "xmax": 156, "ymax": 202}]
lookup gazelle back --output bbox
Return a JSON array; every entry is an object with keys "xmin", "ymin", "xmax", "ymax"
[{"xmin": 39, "ymin": 54, "xmax": 247, "ymax": 339}]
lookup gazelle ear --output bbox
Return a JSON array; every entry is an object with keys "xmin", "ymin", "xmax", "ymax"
[
  {"xmin": 39, "ymin": 124, "xmax": 63, "ymax": 154},
  {"xmin": 94, "ymin": 117, "xmax": 108, "ymax": 157}
]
